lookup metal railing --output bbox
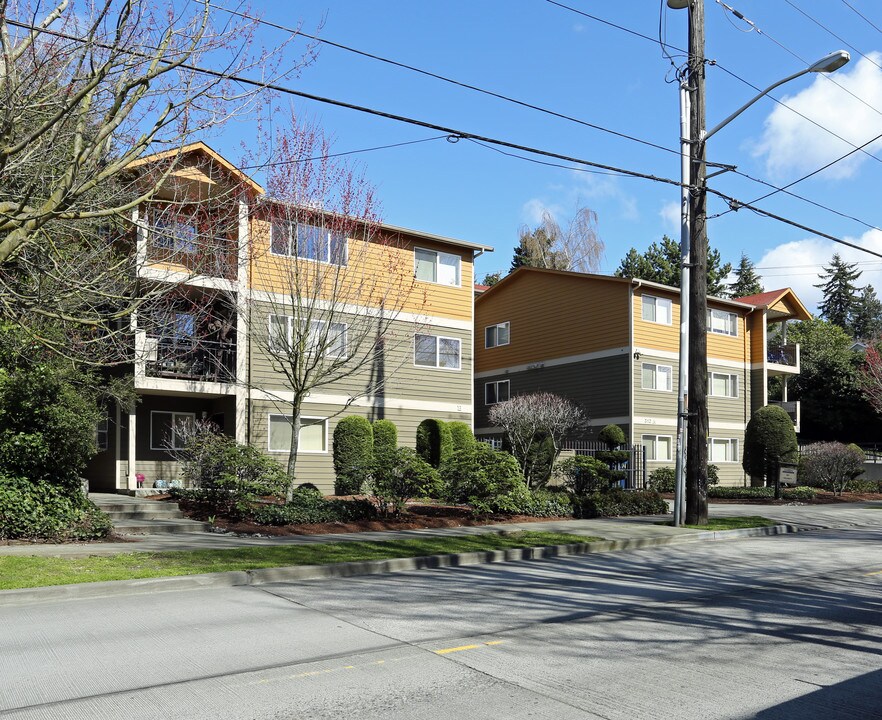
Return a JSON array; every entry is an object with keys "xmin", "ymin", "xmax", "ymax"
[
  {"xmin": 562, "ymin": 439, "xmax": 647, "ymax": 490},
  {"xmin": 771, "ymin": 400, "xmax": 800, "ymax": 427},
  {"xmin": 145, "ymin": 338, "xmax": 235, "ymax": 383},
  {"xmin": 767, "ymin": 343, "xmax": 798, "ymax": 366}
]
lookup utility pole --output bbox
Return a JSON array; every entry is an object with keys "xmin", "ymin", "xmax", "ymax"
[{"xmin": 686, "ymin": 0, "xmax": 709, "ymax": 524}]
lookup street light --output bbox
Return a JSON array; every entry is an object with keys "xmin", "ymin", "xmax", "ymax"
[{"xmin": 669, "ymin": 1, "xmax": 850, "ymax": 527}]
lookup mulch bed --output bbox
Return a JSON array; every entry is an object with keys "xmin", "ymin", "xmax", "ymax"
[{"xmin": 662, "ymin": 491, "xmax": 882, "ymax": 505}]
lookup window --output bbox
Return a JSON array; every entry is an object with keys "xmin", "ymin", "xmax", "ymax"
[
  {"xmin": 150, "ymin": 411, "xmax": 195, "ymax": 450},
  {"xmin": 271, "ymin": 220, "xmax": 347, "ymax": 265},
  {"xmin": 481, "ymin": 437, "xmax": 503, "ymax": 450},
  {"xmin": 709, "ymin": 372, "xmax": 738, "ymax": 398},
  {"xmin": 150, "ymin": 215, "xmax": 198, "ymax": 254},
  {"xmin": 643, "ymin": 434, "xmax": 673, "ymax": 462},
  {"xmin": 268, "ymin": 415, "xmax": 328, "ymax": 453},
  {"xmin": 414, "ymin": 333, "xmax": 461, "ymax": 369},
  {"xmin": 95, "ymin": 418, "xmax": 109, "ymax": 452},
  {"xmin": 708, "ymin": 309, "xmax": 738, "ymax": 336},
  {"xmin": 414, "ymin": 248, "xmax": 461, "ymax": 286},
  {"xmin": 485, "ymin": 379, "xmax": 510, "ymax": 405},
  {"xmin": 268, "ymin": 315, "xmax": 347, "ymax": 357},
  {"xmin": 485, "ymin": 322, "xmax": 510, "ymax": 348},
  {"xmin": 642, "ymin": 295, "xmax": 672, "ymax": 325},
  {"xmin": 642, "ymin": 363, "xmax": 673, "ymax": 392},
  {"xmin": 709, "ymin": 437, "xmax": 738, "ymax": 463}
]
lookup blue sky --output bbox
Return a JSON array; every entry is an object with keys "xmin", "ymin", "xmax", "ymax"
[{"xmin": 205, "ymin": 1, "xmax": 882, "ymax": 311}]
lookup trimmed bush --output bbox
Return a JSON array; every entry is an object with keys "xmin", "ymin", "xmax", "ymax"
[
  {"xmin": 743, "ymin": 405, "xmax": 798, "ymax": 485},
  {"xmin": 416, "ymin": 419, "xmax": 453, "ymax": 468},
  {"xmin": 371, "ymin": 420, "xmax": 398, "ymax": 459},
  {"xmin": 556, "ymin": 455, "xmax": 611, "ymax": 494},
  {"xmin": 573, "ymin": 490, "xmax": 668, "ymax": 518},
  {"xmin": 368, "ymin": 447, "xmax": 441, "ymax": 516},
  {"xmin": 707, "ymin": 464, "xmax": 720, "ymax": 486},
  {"xmin": 250, "ymin": 492, "xmax": 377, "ymax": 525},
  {"xmin": 0, "ymin": 476, "xmax": 111, "ymax": 540},
  {"xmin": 448, "ymin": 421, "xmax": 477, "ymax": 455},
  {"xmin": 332, "ymin": 416, "xmax": 374, "ymax": 496},
  {"xmin": 472, "ymin": 485, "xmax": 573, "ymax": 518},
  {"xmin": 799, "ymin": 442, "xmax": 865, "ymax": 495},
  {"xmin": 441, "ymin": 444, "xmax": 524, "ymax": 505},
  {"xmin": 598, "ymin": 424, "xmax": 626, "ymax": 448},
  {"xmin": 707, "ymin": 486, "xmax": 816, "ymax": 500},
  {"xmin": 649, "ymin": 466, "xmax": 676, "ymax": 493}
]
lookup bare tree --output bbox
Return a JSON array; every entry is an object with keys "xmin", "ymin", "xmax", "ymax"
[
  {"xmin": 241, "ymin": 116, "xmax": 427, "ymax": 502},
  {"xmin": 488, "ymin": 392, "xmax": 587, "ymax": 488},
  {"xmin": 510, "ymin": 207, "xmax": 603, "ymax": 274},
  {"xmin": 0, "ymin": 0, "xmax": 313, "ymax": 361}
]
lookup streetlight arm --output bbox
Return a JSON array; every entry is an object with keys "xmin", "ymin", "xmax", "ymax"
[{"xmin": 704, "ymin": 68, "xmax": 808, "ymax": 142}]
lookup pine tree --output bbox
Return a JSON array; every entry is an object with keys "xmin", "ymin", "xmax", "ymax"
[
  {"xmin": 851, "ymin": 284, "xmax": 882, "ymax": 340},
  {"xmin": 614, "ymin": 235, "xmax": 732, "ymax": 296},
  {"xmin": 815, "ymin": 254, "xmax": 861, "ymax": 331},
  {"xmin": 728, "ymin": 253, "xmax": 764, "ymax": 298}
]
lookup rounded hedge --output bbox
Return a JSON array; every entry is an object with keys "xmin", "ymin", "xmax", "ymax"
[
  {"xmin": 372, "ymin": 419, "xmax": 398, "ymax": 458},
  {"xmin": 332, "ymin": 416, "xmax": 374, "ymax": 495},
  {"xmin": 447, "ymin": 421, "xmax": 476, "ymax": 455},
  {"xmin": 742, "ymin": 404, "xmax": 798, "ymax": 482},
  {"xmin": 415, "ymin": 419, "xmax": 453, "ymax": 468},
  {"xmin": 598, "ymin": 424, "xmax": 626, "ymax": 448}
]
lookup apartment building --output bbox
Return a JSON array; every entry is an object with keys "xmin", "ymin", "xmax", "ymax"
[
  {"xmin": 473, "ymin": 267, "xmax": 810, "ymax": 485},
  {"xmin": 85, "ymin": 143, "xmax": 491, "ymax": 493}
]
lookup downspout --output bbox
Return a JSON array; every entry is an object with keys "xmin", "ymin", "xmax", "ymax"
[{"xmin": 471, "ymin": 247, "xmax": 490, "ymax": 431}]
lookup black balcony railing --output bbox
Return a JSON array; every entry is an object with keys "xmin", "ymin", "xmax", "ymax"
[
  {"xmin": 767, "ymin": 343, "xmax": 798, "ymax": 366},
  {"xmin": 146, "ymin": 338, "xmax": 235, "ymax": 383}
]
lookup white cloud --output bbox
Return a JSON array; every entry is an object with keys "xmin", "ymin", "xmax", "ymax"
[
  {"xmin": 753, "ymin": 54, "xmax": 882, "ymax": 180},
  {"xmin": 660, "ymin": 200, "xmax": 681, "ymax": 232},
  {"xmin": 756, "ymin": 229, "xmax": 882, "ymax": 312}
]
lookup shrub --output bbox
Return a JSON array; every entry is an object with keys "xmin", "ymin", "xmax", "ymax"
[
  {"xmin": 441, "ymin": 444, "xmax": 524, "ymax": 505},
  {"xmin": 0, "ymin": 364, "xmax": 101, "ymax": 492},
  {"xmin": 799, "ymin": 442, "xmax": 865, "ymax": 495},
  {"xmin": 707, "ymin": 464, "xmax": 720, "ymax": 486},
  {"xmin": 598, "ymin": 424, "xmax": 626, "ymax": 448},
  {"xmin": 473, "ymin": 485, "xmax": 573, "ymax": 518},
  {"xmin": 371, "ymin": 420, "xmax": 398, "ymax": 459},
  {"xmin": 649, "ymin": 466, "xmax": 676, "ymax": 493},
  {"xmin": 250, "ymin": 492, "xmax": 377, "ymax": 525},
  {"xmin": 177, "ymin": 426, "xmax": 288, "ymax": 517},
  {"xmin": 368, "ymin": 447, "xmax": 441, "ymax": 516},
  {"xmin": 556, "ymin": 455, "xmax": 611, "ymax": 494},
  {"xmin": 707, "ymin": 486, "xmax": 816, "ymax": 500},
  {"xmin": 0, "ymin": 476, "xmax": 111, "ymax": 540},
  {"xmin": 448, "ymin": 421, "xmax": 477, "ymax": 455},
  {"xmin": 416, "ymin": 419, "xmax": 453, "ymax": 469},
  {"xmin": 849, "ymin": 478, "xmax": 882, "ymax": 493},
  {"xmin": 332, "ymin": 416, "xmax": 374, "ymax": 496},
  {"xmin": 573, "ymin": 490, "xmax": 668, "ymax": 518},
  {"xmin": 743, "ymin": 405, "xmax": 798, "ymax": 485}
]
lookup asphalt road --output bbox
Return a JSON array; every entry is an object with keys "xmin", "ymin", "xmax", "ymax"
[{"xmin": 2, "ymin": 519, "xmax": 881, "ymax": 719}]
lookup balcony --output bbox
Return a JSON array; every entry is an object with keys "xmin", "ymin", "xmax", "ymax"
[
  {"xmin": 771, "ymin": 400, "xmax": 801, "ymax": 432},
  {"xmin": 767, "ymin": 342, "xmax": 800, "ymax": 375},
  {"xmin": 145, "ymin": 338, "xmax": 235, "ymax": 383}
]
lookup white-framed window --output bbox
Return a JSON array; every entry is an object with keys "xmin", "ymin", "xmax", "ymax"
[
  {"xmin": 709, "ymin": 372, "xmax": 738, "ymax": 398},
  {"xmin": 268, "ymin": 415, "xmax": 328, "ymax": 453},
  {"xmin": 150, "ymin": 411, "xmax": 195, "ymax": 451},
  {"xmin": 480, "ymin": 437, "xmax": 503, "ymax": 450},
  {"xmin": 270, "ymin": 220, "xmax": 347, "ymax": 265},
  {"xmin": 485, "ymin": 321, "xmax": 510, "ymax": 348},
  {"xmin": 643, "ymin": 434, "xmax": 673, "ymax": 462},
  {"xmin": 485, "ymin": 379, "xmax": 510, "ymax": 405},
  {"xmin": 642, "ymin": 363, "xmax": 673, "ymax": 392},
  {"xmin": 268, "ymin": 315, "xmax": 347, "ymax": 357},
  {"xmin": 414, "ymin": 247, "xmax": 461, "ymax": 287},
  {"xmin": 709, "ymin": 437, "xmax": 739, "ymax": 463},
  {"xmin": 95, "ymin": 418, "xmax": 109, "ymax": 452},
  {"xmin": 150, "ymin": 214, "xmax": 197, "ymax": 254},
  {"xmin": 642, "ymin": 295, "xmax": 672, "ymax": 325},
  {"xmin": 708, "ymin": 308, "xmax": 738, "ymax": 336},
  {"xmin": 414, "ymin": 333, "xmax": 461, "ymax": 370}
]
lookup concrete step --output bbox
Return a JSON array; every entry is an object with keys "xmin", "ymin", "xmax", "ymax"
[
  {"xmin": 111, "ymin": 518, "xmax": 212, "ymax": 535},
  {"xmin": 99, "ymin": 508, "xmax": 186, "ymax": 521},
  {"xmin": 88, "ymin": 493, "xmax": 210, "ymax": 536}
]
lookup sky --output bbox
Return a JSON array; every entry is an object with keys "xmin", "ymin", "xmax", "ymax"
[{"xmin": 201, "ymin": 0, "xmax": 882, "ymax": 312}]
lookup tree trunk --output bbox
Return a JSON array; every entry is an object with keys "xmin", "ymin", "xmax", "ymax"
[{"xmin": 285, "ymin": 396, "xmax": 304, "ymax": 503}]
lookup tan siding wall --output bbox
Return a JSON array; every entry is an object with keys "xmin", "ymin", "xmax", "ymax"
[
  {"xmin": 475, "ymin": 273, "xmax": 631, "ymax": 372},
  {"xmin": 633, "ymin": 288, "xmax": 680, "ymax": 351},
  {"xmin": 474, "ymin": 355, "xmax": 630, "ymax": 429},
  {"xmin": 749, "ymin": 312, "xmax": 766, "ymax": 363},
  {"xmin": 248, "ymin": 218, "xmax": 474, "ymax": 322}
]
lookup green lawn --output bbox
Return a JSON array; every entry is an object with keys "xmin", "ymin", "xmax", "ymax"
[
  {"xmin": 657, "ymin": 516, "xmax": 778, "ymax": 530},
  {"xmin": 0, "ymin": 531, "xmax": 597, "ymax": 591}
]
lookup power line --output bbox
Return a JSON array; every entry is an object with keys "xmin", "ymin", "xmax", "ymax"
[
  {"xmin": 841, "ymin": 0, "xmax": 882, "ymax": 35},
  {"xmin": 784, "ymin": 0, "xmax": 882, "ymax": 73},
  {"xmin": 9, "ymin": 17, "xmax": 882, "ymax": 261}
]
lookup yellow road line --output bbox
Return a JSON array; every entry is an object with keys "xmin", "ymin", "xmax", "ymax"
[
  {"xmin": 864, "ymin": 570, "xmax": 882, "ymax": 576},
  {"xmin": 434, "ymin": 641, "xmax": 505, "ymax": 655}
]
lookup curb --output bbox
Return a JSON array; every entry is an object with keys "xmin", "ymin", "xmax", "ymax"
[{"xmin": 0, "ymin": 523, "xmax": 804, "ymax": 607}]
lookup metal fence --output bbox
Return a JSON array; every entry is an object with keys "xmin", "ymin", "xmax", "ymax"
[{"xmin": 562, "ymin": 439, "xmax": 647, "ymax": 490}]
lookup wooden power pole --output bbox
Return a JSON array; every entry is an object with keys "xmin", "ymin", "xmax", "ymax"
[{"xmin": 686, "ymin": 0, "xmax": 709, "ymax": 525}]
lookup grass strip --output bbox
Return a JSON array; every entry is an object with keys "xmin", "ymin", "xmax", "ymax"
[
  {"xmin": 0, "ymin": 531, "xmax": 597, "ymax": 590},
  {"xmin": 656, "ymin": 516, "xmax": 778, "ymax": 531}
]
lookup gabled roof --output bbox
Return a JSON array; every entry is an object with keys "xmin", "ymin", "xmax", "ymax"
[{"xmin": 734, "ymin": 288, "xmax": 811, "ymax": 321}]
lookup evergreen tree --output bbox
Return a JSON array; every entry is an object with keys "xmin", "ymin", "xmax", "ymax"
[
  {"xmin": 728, "ymin": 253, "xmax": 764, "ymax": 298},
  {"xmin": 851, "ymin": 285, "xmax": 882, "ymax": 340},
  {"xmin": 479, "ymin": 272, "xmax": 502, "ymax": 287},
  {"xmin": 815, "ymin": 254, "xmax": 861, "ymax": 331},
  {"xmin": 614, "ymin": 235, "xmax": 732, "ymax": 296}
]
